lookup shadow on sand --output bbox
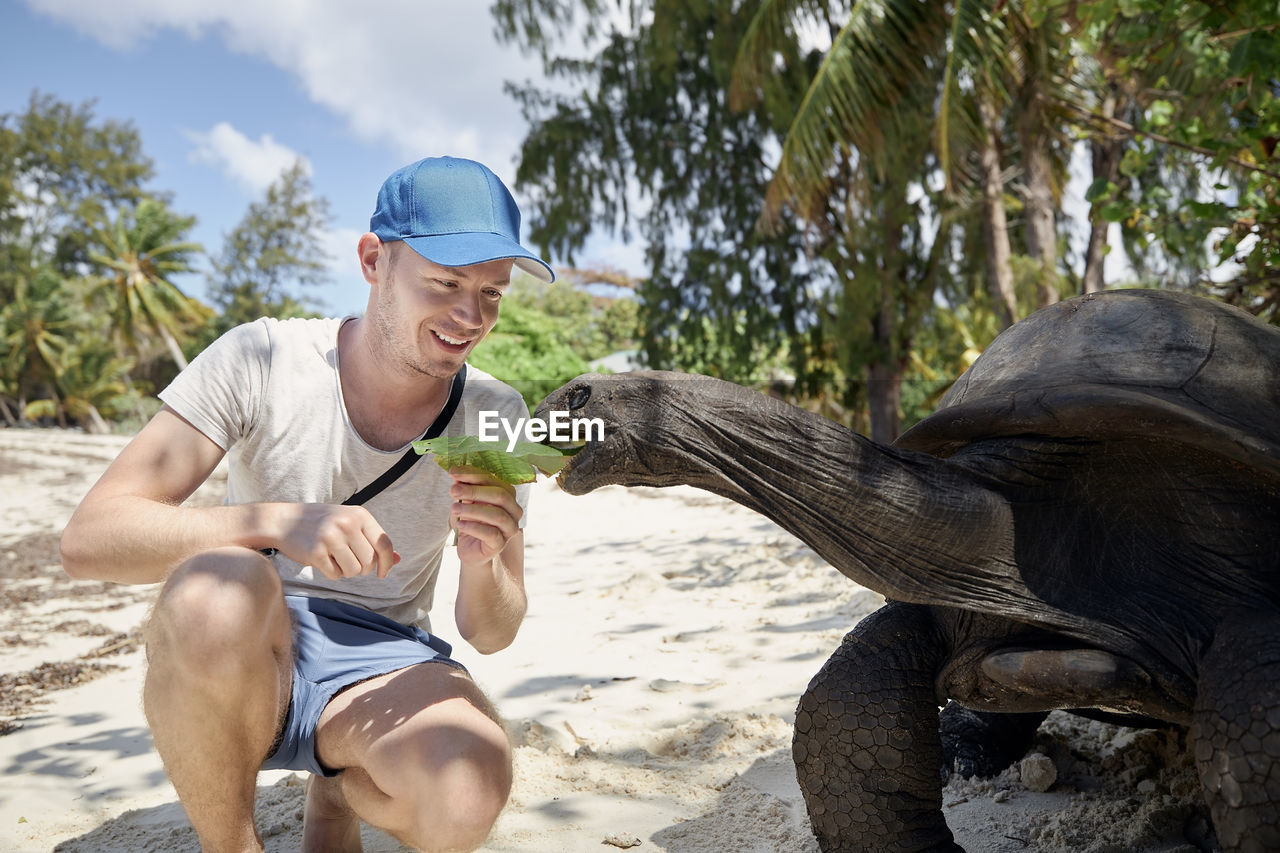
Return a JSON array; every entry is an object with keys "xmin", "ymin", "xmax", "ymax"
[{"xmin": 52, "ymin": 776, "xmax": 411, "ymax": 853}]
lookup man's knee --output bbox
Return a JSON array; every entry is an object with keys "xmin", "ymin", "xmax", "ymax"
[
  {"xmin": 147, "ymin": 547, "xmax": 285, "ymax": 670},
  {"xmin": 401, "ymin": 701, "xmax": 512, "ymax": 850}
]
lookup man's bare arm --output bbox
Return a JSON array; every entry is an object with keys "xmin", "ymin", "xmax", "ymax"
[
  {"xmin": 448, "ymin": 469, "xmax": 527, "ymax": 654},
  {"xmin": 455, "ymin": 529, "xmax": 526, "ymax": 655},
  {"xmin": 61, "ymin": 406, "xmax": 397, "ymax": 584}
]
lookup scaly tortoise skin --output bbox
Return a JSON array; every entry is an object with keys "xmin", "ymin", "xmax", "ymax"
[{"xmin": 535, "ymin": 290, "xmax": 1280, "ymax": 852}]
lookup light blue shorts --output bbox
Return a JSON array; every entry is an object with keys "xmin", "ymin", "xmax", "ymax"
[{"xmin": 261, "ymin": 594, "xmax": 464, "ymax": 777}]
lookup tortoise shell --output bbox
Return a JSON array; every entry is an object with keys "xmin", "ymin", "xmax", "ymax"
[{"xmin": 897, "ymin": 289, "xmax": 1280, "ymax": 475}]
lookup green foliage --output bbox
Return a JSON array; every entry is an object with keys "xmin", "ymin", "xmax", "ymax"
[
  {"xmin": 510, "ymin": 277, "xmax": 635, "ymax": 361},
  {"xmin": 26, "ymin": 337, "xmax": 142, "ymax": 433},
  {"xmin": 496, "ymin": 0, "xmax": 838, "ymax": 404},
  {"xmin": 467, "ymin": 283, "xmax": 596, "ymax": 410},
  {"xmin": 1065, "ymin": 1, "xmax": 1280, "ymax": 316},
  {"xmin": 494, "ymin": 0, "xmax": 1280, "ymax": 452},
  {"xmin": 733, "ymin": 0, "xmax": 952, "ymax": 216},
  {"xmin": 89, "ymin": 197, "xmax": 209, "ymax": 369},
  {"xmin": 0, "ymin": 91, "xmax": 155, "ymax": 293},
  {"xmin": 597, "ymin": 296, "xmax": 640, "ymax": 356},
  {"xmin": 207, "ymin": 160, "xmax": 332, "ymax": 331},
  {"xmin": 0, "ymin": 267, "xmax": 74, "ymax": 409},
  {"xmin": 0, "ymin": 91, "xmax": 211, "ymax": 427},
  {"xmin": 498, "ymin": 0, "xmax": 992, "ymax": 440},
  {"xmin": 411, "ymin": 434, "xmax": 570, "ymax": 484}
]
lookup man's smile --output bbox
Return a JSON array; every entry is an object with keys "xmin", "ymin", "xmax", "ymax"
[{"xmin": 432, "ymin": 329, "xmax": 473, "ymax": 350}]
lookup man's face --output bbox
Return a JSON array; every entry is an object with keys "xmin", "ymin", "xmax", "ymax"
[{"xmin": 373, "ymin": 243, "xmax": 513, "ymax": 380}]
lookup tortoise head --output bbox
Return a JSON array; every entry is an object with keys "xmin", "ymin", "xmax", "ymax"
[
  {"xmin": 533, "ymin": 371, "xmax": 769, "ymax": 495},
  {"xmin": 535, "ymin": 371, "xmax": 680, "ymax": 494}
]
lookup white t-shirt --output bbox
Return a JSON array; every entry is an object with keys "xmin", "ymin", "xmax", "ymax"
[{"xmin": 159, "ymin": 316, "xmax": 532, "ymax": 632}]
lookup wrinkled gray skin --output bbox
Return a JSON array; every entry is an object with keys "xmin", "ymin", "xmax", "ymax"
[{"xmin": 534, "ymin": 290, "xmax": 1280, "ymax": 853}]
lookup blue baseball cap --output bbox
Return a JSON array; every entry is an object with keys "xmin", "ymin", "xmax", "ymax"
[{"xmin": 370, "ymin": 156, "xmax": 555, "ymax": 283}]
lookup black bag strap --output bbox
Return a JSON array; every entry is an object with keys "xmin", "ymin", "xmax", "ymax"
[{"xmin": 342, "ymin": 364, "xmax": 467, "ymax": 506}]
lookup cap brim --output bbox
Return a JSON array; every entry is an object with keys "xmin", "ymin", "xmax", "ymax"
[{"xmin": 402, "ymin": 233, "xmax": 555, "ymax": 283}]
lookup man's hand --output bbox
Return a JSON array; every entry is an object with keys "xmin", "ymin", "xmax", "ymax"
[
  {"xmin": 272, "ymin": 503, "xmax": 399, "ymax": 580},
  {"xmin": 448, "ymin": 466, "xmax": 523, "ymax": 567}
]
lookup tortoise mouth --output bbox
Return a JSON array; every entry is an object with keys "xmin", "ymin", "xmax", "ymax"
[
  {"xmin": 537, "ymin": 437, "xmax": 585, "ymax": 485},
  {"xmin": 543, "ymin": 436, "xmax": 598, "ymax": 493},
  {"xmin": 543, "ymin": 438, "xmax": 587, "ymax": 452}
]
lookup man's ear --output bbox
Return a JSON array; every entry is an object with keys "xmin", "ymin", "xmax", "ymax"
[{"xmin": 357, "ymin": 233, "xmax": 385, "ymax": 285}]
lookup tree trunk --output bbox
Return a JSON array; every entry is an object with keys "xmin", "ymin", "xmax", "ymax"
[
  {"xmin": 867, "ymin": 360, "xmax": 903, "ymax": 444},
  {"xmin": 47, "ymin": 385, "xmax": 67, "ymax": 429},
  {"xmin": 84, "ymin": 404, "xmax": 111, "ymax": 435},
  {"xmin": 979, "ymin": 95, "xmax": 1018, "ymax": 329},
  {"xmin": 1019, "ymin": 97, "xmax": 1060, "ymax": 308},
  {"xmin": 158, "ymin": 325, "xmax": 189, "ymax": 371},
  {"xmin": 1083, "ymin": 90, "xmax": 1123, "ymax": 294},
  {"xmin": 0, "ymin": 397, "xmax": 16, "ymax": 427},
  {"xmin": 867, "ymin": 283, "xmax": 903, "ymax": 443}
]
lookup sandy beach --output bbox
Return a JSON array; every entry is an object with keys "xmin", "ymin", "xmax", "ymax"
[{"xmin": 0, "ymin": 427, "xmax": 1214, "ymax": 852}]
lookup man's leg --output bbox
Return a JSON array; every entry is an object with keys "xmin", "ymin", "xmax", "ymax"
[
  {"xmin": 308, "ymin": 663, "xmax": 512, "ymax": 853},
  {"xmin": 143, "ymin": 547, "xmax": 293, "ymax": 853}
]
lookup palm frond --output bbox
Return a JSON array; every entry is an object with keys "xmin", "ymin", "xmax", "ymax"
[
  {"xmin": 730, "ymin": 0, "xmax": 837, "ymax": 110},
  {"xmin": 938, "ymin": 0, "xmax": 977, "ymax": 184},
  {"xmin": 763, "ymin": 0, "xmax": 948, "ymax": 227}
]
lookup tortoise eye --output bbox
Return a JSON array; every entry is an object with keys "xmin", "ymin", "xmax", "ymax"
[{"xmin": 567, "ymin": 385, "xmax": 591, "ymax": 411}]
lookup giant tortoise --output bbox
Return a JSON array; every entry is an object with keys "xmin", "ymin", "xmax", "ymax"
[{"xmin": 533, "ymin": 289, "xmax": 1280, "ymax": 852}]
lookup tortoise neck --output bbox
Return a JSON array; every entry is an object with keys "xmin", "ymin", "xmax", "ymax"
[
  {"xmin": 643, "ymin": 387, "xmax": 1018, "ymax": 605},
  {"xmin": 640, "ymin": 384, "xmax": 1108, "ymax": 643}
]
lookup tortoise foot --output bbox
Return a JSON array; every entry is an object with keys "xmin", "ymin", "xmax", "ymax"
[{"xmin": 795, "ymin": 603, "xmax": 963, "ymax": 852}]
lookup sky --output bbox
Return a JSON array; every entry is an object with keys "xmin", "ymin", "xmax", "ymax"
[{"xmin": 0, "ymin": 0, "xmax": 641, "ymax": 317}]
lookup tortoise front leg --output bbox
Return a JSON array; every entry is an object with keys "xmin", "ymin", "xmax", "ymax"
[
  {"xmin": 1192, "ymin": 610, "xmax": 1280, "ymax": 853},
  {"xmin": 794, "ymin": 602, "xmax": 962, "ymax": 853}
]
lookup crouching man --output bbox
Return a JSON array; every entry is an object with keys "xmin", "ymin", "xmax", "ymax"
[{"xmin": 61, "ymin": 156, "xmax": 556, "ymax": 853}]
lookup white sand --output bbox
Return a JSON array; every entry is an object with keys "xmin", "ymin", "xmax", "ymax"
[{"xmin": 0, "ymin": 428, "xmax": 1212, "ymax": 852}]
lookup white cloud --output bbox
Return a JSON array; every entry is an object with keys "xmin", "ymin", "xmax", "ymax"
[
  {"xmin": 22, "ymin": 0, "xmax": 544, "ymax": 183},
  {"xmin": 186, "ymin": 122, "xmax": 308, "ymax": 195}
]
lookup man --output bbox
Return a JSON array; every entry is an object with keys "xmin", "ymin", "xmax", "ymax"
[{"xmin": 60, "ymin": 156, "xmax": 556, "ymax": 853}]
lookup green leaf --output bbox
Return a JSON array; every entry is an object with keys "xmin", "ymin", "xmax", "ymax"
[
  {"xmin": 1216, "ymin": 234, "xmax": 1239, "ymax": 264},
  {"xmin": 1147, "ymin": 99, "xmax": 1173, "ymax": 128},
  {"xmin": 1186, "ymin": 200, "xmax": 1226, "ymax": 218},
  {"xmin": 1090, "ymin": 0, "xmax": 1117, "ymax": 26},
  {"xmin": 1118, "ymin": 148, "xmax": 1146, "ymax": 178},
  {"xmin": 505, "ymin": 440, "xmax": 572, "ymax": 476},
  {"xmin": 411, "ymin": 434, "xmax": 570, "ymax": 484},
  {"xmin": 1228, "ymin": 31, "xmax": 1280, "ymax": 77},
  {"xmin": 1026, "ymin": 0, "xmax": 1048, "ymax": 28},
  {"xmin": 1099, "ymin": 201, "xmax": 1130, "ymax": 222},
  {"xmin": 1085, "ymin": 178, "xmax": 1116, "ymax": 203}
]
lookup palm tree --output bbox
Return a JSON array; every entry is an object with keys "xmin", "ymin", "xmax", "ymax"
[
  {"xmin": 25, "ymin": 339, "xmax": 138, "ymax": 433},
  {"xmin": 0, "ymin": 266, "xmax": 73, "ymax": 423},
  {"xmin": 731, "ymin": 0, "xmax": 1074, "ymax": 325},
  {"xmin": 1009, "ymin": 9, "xmax": 1069, "ymax": 306},
  {"xmin": 91, "ymin": 198, "xmax": 209, "ymax": 370}
]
